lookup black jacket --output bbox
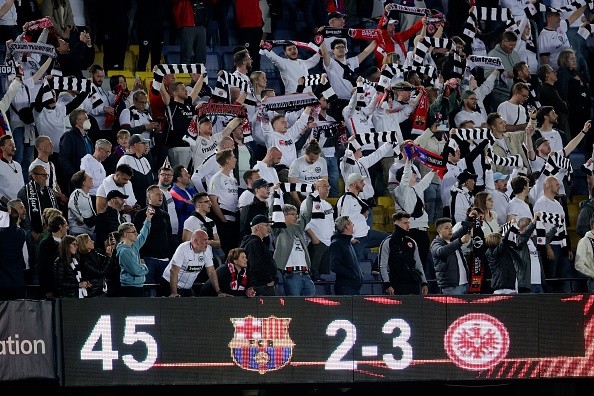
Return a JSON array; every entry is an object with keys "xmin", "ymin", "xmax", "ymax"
[
  {"xmin": 79, "ymin": 250, "xmax": 111, "ymax": 297},
  {"xmin": 240, "ymin": 234, "xmax": 276, "ymax": 288},
  {"xmin": 133, "ymin": 205, "xmax": 172, "ymax": 259},
  {"xmin": 329, "ymin": 233, "xmax": 363, "ymax": 287},
  {"xmin": 59, "ymin": 127, "xmax": 89, "ymax": 182},
  {"xmin": 95, "ymin": 207, "xmax": 125, "ymax": 250},
  {"xmin": 430, "ymin": 222, "xmax": 471, "ymax": 289},
  {"xmin": 37, "ymin": 234, "xmax": 60, "ymax": 295},
  {"xmin": 577, "ymin": 200, "xmax": 594, "ymax": 238},
  {"xmin": 239, "ymin": 197, "xmax": 268, "ymax": 239}
]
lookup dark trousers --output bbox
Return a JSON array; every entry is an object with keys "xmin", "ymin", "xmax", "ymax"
[
  {"xmin": 236, "ymin": 27, "xmax": 263, "ymax": 72},
  {"xmin": 119, "ymin": 286, "xmax": 145, "ymax": 297}
]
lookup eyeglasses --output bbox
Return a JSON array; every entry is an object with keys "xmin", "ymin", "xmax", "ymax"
[
  {"xmin": 35, "ymin": 173, "xmax": 49, "ymax": 177},
  {"xmin": 125, "ymin": 230, "xmax": 138, "ymax": 235},
  {"xmin": 333, "ymin": 45, "xmax": 346, "ymax": 49},
  {"xmin": 159, "ymin": 173, "xmax": 173, "ymax": 177}
]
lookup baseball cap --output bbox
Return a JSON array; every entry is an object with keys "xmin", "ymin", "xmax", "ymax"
[
  {"xmin": 534, "ymin": 137, "xmax": 548, "ymax": 149},
  {"xmin": 493, "ymin": 172, "xmax": 509, "ymax": 182},
  {"xmin": 460, "ymin": 90, "xmax": 475, "ymax": 101},
  {"xmin": 198, "ymin": 116, "xmax": 212, "ymax": 124},
  {"xmin": 328, "ymin": 11, "xmax": 346, "ymax": 20},
  {"xmin": 346, "ymin": 172, "xmax": 364, "ymax": 186},
  {"xmin": 250, "ymin": 214, "xmax": 274, "ymax": 227},
  {"xmin": 129, "ymin": 134, "xmax": 150, "ymax": 145},
  {"xmin": 106, "ymin": 190, "xmax": 129, "ymax": 201},
  {"xmin": 253, "ymin": 178, "xmax": 273, "ymax": 190}
]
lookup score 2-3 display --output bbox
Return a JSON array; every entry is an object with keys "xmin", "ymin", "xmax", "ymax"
[{"xmin": 59, "ymin": 294, "xmax": 594, "ymax": 386}]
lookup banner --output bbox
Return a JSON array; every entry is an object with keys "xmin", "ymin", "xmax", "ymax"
[
  {"xmin": 0, "ymin": 300, "xmax": 56, "ymax": 381},
  {"xmin": 197, "ymin": 102, "xmax": 247, "ymax": 118}
]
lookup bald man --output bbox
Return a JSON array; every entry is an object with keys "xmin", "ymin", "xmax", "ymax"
[
  {"xmin": 159, "ymin": 229, "xmax": 226, "ymax": 297},
  {"xmin": 533, "ymin": 176, "xmax": 571, "ymax": 292}
]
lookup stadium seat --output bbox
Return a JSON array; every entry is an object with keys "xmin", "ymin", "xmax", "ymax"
[
  {"xmin": 94, "ymin": 51, "xmax": 104, "ymax": 68},
  {"xmin": 206, "ymin": 51, "xmax": 221, "ymax": 75},
  {"xmin": 326, "ymin": 197, "xmax": 338, "ymax": 208},
  {"xmin": 377, "ymin": 196, "xmax": 394, "ymax": 208},
  {"xmin": 108, "ymin": 70, "xmax": 134, "ymax": 78},
  {"xmin": 128, "ymin": 44, "xmax": 139, "ymax": 57},
  {"xmin": 124, "ymin": 51, "xmax": 136, "ymax": 71}
]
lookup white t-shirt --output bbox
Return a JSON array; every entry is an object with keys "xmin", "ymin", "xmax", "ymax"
[
  {"xmin": 538, "ymin": 24, "xmax": 570, "ymax": 71},
  {"xmin": 208, "ymin": 171, "xmax": 238, "ymax": 220},
  {"xmin": 300, "ymin": 198, "xmax": 334, "ymax": 246},
  {"xmin": 253, "ymin": 161, "xmax": 280, "ymax": 185},
  {"xmin": 238, "ymin": 190, "xmax": 255, "ymax": 210},
  {"xmin": 80, "ymin": 154, "xmax": 106, "ymax": 196},
  {"xmin": 96, "ymin": 175, "xmax": 137, "ymax": 207},
  {"xmin": 337, "ymin": 193, "xmax": 369, "ymax": 238},
  {"xmin": 285, "ymin": 236, "xmax": 307, "ymax": 269},
  {"xmin": 29, "ymin": 158, "xmax": 59, "ymax": 191},
  {"xmin": 506, "ymin": 197, "xmax": 532, "ymax": 220},
  {"xmin": 324, "ymin": 56, "xmax": 360, "ymax": 100},
  {"xmin": 288, "ymin": 155, "xmax": 328, "ymax": 184},
  {"xmin": 497, "ymin": 101, "xmax": 528, "ymax": 126},
  {"xmin": 183, "ymin": 213, "xmax": 218, "ymax": 235},
  {"xmin": 162, "ymin": 242, "xmax": 214, "ymax": 290}
]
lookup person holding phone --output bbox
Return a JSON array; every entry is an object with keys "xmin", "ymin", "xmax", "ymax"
[{"xmin": 116, "ymin": 206, "xmax": 154, "ymax": 297}]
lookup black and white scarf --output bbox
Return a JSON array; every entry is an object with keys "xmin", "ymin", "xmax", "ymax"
[
  {"xmin": 152, "ymin": 63, "xmax": 206, "ymax": 91},
  {"xmin": 309, "ymin": 192, "xmax": 326, "ymax": 219},
  {"xmin": 541, "ymin": 152, "xmax": 573, "ymax": 182},
  {"xmin": 536, "ymin": 212, "xmax": 567, "ymax": 248},
  {"xmin": 71, "ymin": 258, "xmax": 88, "ymax": 298},
  {"xmin": 26, "ymin": 180, "xmax": 58, "ymax": 232},
  {"xmin": 271, "ymin": 189, "xmax": 286, "ymax": 228},
  {"xmin": 377, "ymin": 63, "xmax": 436, "ymax": 92},
  {"xmin": 279, "ymin": 182, "xmax": 315, "ymax": 195},
  {"xmin": 413, "ymin": 38, "xmax": 463, "ymax": 76}
]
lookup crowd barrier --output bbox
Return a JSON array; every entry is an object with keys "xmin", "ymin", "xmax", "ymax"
[{"xmin": 2, "ymin": 294, "xmax": 594, "ymax": 386}]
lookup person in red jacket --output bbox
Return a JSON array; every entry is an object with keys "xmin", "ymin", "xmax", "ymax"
[
  {"xmin": 374, "ymin": 6, "xmax": 426, "ymax": 67},
  {"xmin": 234, "ymin": 0, "xmax": 264, "ymax": 72},
  {"xmin": 171, "ymin": 0, "xmax": 208, "ymax": 65}
]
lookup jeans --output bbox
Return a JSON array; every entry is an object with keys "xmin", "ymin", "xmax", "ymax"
[
  {"xmin": 282, "ymin": 272, "xmax": 316, "ymax": 296},
  {"xmin": 143, "ymin": 257, "xmax": 170, "ymax": 285},
  {"xmin": 424, "ymin": 182, "xmax": 443, "ymax": 226},
  {"xmin": 531, "ymin": 284, "xmax": 544, "ymax": 294},
  {"xmin": 12, "ymin": 126, "xmax": 34, "ymax": 182},
  {"xmin": 326, "ymin": 155, "xmax": 340, "ymax": 198},
  {"xmin": 353, "ymin": 229, "xmax": 390, "ymax": 261},
  {"xmin": 542, "ymin": 244, "xmax": 572, "ymax": 293},
  {"xmin": 441, "ymin": 283, "xmax": 469, "ymax": 295}
]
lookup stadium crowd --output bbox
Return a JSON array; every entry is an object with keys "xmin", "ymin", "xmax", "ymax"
[{"xmin": 1, "ymin": 0, "xmax": 594, "ymax": 299}]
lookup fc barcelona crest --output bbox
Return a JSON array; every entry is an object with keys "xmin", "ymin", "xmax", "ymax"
[{"xmin": 229, "ymin": 316, "xmax": 295, "ymax": 374}]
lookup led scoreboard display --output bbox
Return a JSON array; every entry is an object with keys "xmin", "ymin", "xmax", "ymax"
[{"xmin": 60, "ymin": 294, "xmax": 594, "ymax": 386}]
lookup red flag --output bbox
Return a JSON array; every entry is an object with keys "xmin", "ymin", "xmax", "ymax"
[{"xmin": 410, "ymin": 89, "xmax": 428, "ymax": 135}]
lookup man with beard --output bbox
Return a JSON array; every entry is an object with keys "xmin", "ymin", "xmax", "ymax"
[
  {"xmin": 379, "ymin": 211, "xmax": 429, "ymax": 295},
  {"xmin": 117, "ymin": 134, "xmax": 155, "ymax": 207},
  {"xmin": 96, "ymin": 164, "xmax": 138, "ymax": 220},
  {"xmin": 160, "ymin": 77, "xmax": 203, "ymax": 168},
  {"xmin": 83, "ymin": 65, "xmax": 115, "ymax": 143},
  {"xmin": 95, "ymin": 190, "xmax": 128, "ymax": 251},
  {"xmin": 157, "ymin": 162, "xmax": 179, "ymax": 245},
  {"xmin": 454, "ymin": 71, "xmax": 499, "ymax": 128},
  {"xmin": 260, "ymin": 40, "xmax": 321, "ymax": 94}
]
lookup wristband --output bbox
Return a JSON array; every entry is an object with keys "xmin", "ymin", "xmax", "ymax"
[
  {"xmin": 216, "ymin": 289, "xmax": 221, "ymax": 294},
  {"xmin": 582, "ymin": 130, "xmax": 587, "ymax": 135}
]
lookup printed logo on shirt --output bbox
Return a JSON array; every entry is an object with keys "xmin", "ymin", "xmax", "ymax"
[{"xmin": 279, "ymin": 139, "xmax": 293, "ymax": 146}]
